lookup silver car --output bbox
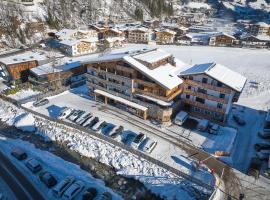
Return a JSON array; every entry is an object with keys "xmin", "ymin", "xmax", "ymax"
[
  {"xmin": 52, "ymin": 176, "xmax": 75, "ymax": 198},
  {"xmin": 62, "ymin": 180, "xmax": 84, "ymax": 200}
]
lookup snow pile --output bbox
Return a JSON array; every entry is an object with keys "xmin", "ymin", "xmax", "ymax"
[
  {"xmin": 8, "ymin": 88, "xmax": 40, "ymax": 101},
  {"xmin": 0, "ymin": 98, "xmax": 210, "ymax": 200},
  {"xmin": 0, "ymin": 137, "xmax": 122, "ymax": 200},
  {"xmin": 186, "ymin": 2, "xmax": 211, "ymax": 9},
  {"xmin": 14, "ymin": 113, "xmax": 36, "ymax": 132}
]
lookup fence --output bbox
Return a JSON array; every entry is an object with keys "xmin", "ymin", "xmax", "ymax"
[{"xmin": 0, "ymin": 93, "xmax": 215, "ymax": 192}]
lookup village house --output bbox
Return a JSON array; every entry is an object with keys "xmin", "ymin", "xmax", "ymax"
[
  {"xmin": 59, "ymin": 38, "xmax": 99, "ymax": 57},
  {"xmin": 143, "ymin": 19, "xmax": 161, "ymax": 29},
  {"xmin": 0, "ymin": 50, "xmax": 63, "ymax": 83},
  {"xmin": 249, "ymin": 22, "xmax": 269, "ymax": 36},
  {"xmin": 155, "ymin": 29, "xmax": 176, "ymax": 44},
  {"xmin": 209, "ymin": 33, "xmax": 236, "ymax": 47},
  {"xmin": 240, "ymin": 35, "xmax": 270, "ymax": 48},
  {"xmin": 84, "ymin": 48, "xmax": 186, "ymax": 122},
  {"xmin": 29, "ymin": 58, "xmax": 86, "ymax": 88},
  {"xmin": 178, "ymin": 62, "xmax": 246, "ymax": 124},
  {"xmin": 128, "ymin": 27, "xmax": 153, "ymax": 44},
  {"xmin": 100, "ymin": 28, "xmax": 126, "ymax": 48}
]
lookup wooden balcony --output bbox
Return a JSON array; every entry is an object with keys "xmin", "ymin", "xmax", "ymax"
[
  {"xmin": 133, "ymin": 87, "xmax": 182, "ymax": 102},
  {"xmin": 182, "ymin": 98, "xmax": 226, "ymax": 114},
  {"xmin": 184, "ymin": 79, "xmax": 231, "ymax": 94},
  {"xmin": 183, "ymin": 89, "xmax": 228, "ymax": 104}
]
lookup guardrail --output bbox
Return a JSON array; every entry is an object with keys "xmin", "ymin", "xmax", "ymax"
[{"xmin": 0, "ymin": 93, "xmax": 215, "ymax": 192}]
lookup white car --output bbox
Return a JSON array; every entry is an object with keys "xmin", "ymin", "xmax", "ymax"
[
  {"xmin": 92, "ymin": 120, "xmax": 106, "ymax": 131},
  {"xmin": 131, "ymin": 133, "xmax": 147, "ymax": 149},
  {"xmin": 58, "ymin": 108, "xmax": 73, "ymax": 120},
  {"xmin": 142, "ymin": 138, "xmax": 157, "ymax": 153},
  {"xmin": 75, "ymin": 113, "xmax": 92, "ymax": 125},
  {"xmin": 52, "ymin": 176, "xmax": 75, "ymax": 198},
  {"xmin": 62, "ymin": 180, "xmax": 84, "ymax": 200},
  {"xmin": 82, "ymin": 116, "xmax": 94, "ymax": 127}
]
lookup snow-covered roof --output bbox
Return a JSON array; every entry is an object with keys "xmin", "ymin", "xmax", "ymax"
[
  {"xmin": 55, "ymin": 29, "xmax": 77, "ymax": 40},
  {"xmin": 94, "ymin": 89, "xmax": 148, "ymax": 111},
  {"xmin": 83, "ymin": 48, "xmax": 186, "ymax": 90},
  {"xmin": 156, "ymin": 29, "xmax": 176, "ymax": 35},
  {"xmin": 129, "ymin": 27, "xmax": 150, "ymax": 33},
  {"xmin": 133, "ymin": 49, "xmax": 171, "ymax": 64},
  {"xmin": 0, "ymin": 50, "xmax": 63, "ymax": 65},
  {"xmin": 179, "ymin": 63, "xmax": 247, "ymax": 92},
  {"xmin": 105, "ymin": 37, "xmax": 125, "ymax": 43},
  {"xmin": 30, "ymin": 58, "xmax": 81, "ymax": 76},
  {"xmin": 211, "ymin": 32, "xmax": 236, "ymax": 39},
  {"xmin": 255, "ymin": 22, "xmax": 269, "ymax": 27}
]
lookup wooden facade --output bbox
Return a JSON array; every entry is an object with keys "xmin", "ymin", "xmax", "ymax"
[
  {"xmin": 156, "ymin": 31, "xmax": 175, "ymax": 44},
  {"xmin": 6, "ymin": 60, "xmax": 37, "ymax": 81},
  {"xmin": 209, "ymin": 34, "xmax": 235, "ymax": 46}
]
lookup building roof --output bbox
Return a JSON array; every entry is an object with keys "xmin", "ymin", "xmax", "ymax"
[
  {"xmin": 255, "ymin": 22, "xmax": 269, "ymax": 27},
  {"xmin": 59, "ymin": 38, "xmax": 99, "ymax": 47},
  {"xmin": 55, "ymin": 29, "xmax": 77, "ymax": 40},
  {"xmin": 211, "ymin": 32, "xmax": 236, "ymax": 39},
  {"xmin": 83, "ymin": 48, "xmax": 186, "ymax": 90},
  {"xmin": 156, "ymin": 29, "xmax": 176, "ymax": 35},
  {"xmin": 179, "ymin": 62, "xmax": 247, "ymax": 92},
  {"xmin": 0, "ymin": 50, "xmax": 63, "ymax": 65}
]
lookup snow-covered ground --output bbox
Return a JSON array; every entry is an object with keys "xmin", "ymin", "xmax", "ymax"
[
  {"xmin": 0, "ymin": 136, "xmax": 122, "ymax": 200},
  {"xmin": 0, "ymin": 98, "xmax": 213, "ymax": 200},
  {"xmin": 8, "ymin": 88, "xmax": 40, "ymax": 101},
  {"xmin": 0, "ymin": 177, "xmax": 17, "ymax": 200}
]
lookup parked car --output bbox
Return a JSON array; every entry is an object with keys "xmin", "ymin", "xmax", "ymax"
[
  {"xmin": 256, "ymin": 150, "xmax": 270, "ymax": 160},
  {"xmin": 254, "ymin": 143, "xmax": 270, "ymax": 151},
  {"xmin": 11, "ymin": 147, "xmax": 27, "ymax": 160},
  {"xmin": 233, "ymin": 114, "xmax": 246, "ymax": 126},
  {"xmin": 72, "ymin": 110, "xmax": 85, "ymax": 122},
  {"xmin": 82, "ymin": 187, "xmax": 98, "ymax": 200},
  {"xmin": 209, "ymin": 124, "xmax": 219, "ymax": 135},
  {"xmin": 258, "ymin": 131, "xmax": 270, "ymax": 139},
  {"xmin": 142, "ymin": 138, "xmax": 157, "ymax": 153},
  {"xmin": 197, "ymin": 119, "xmax": 209, "ymax": 131},
  {"xmin": 101, "ymin": 123, "xmax": 115, "ymax": 135},
  {"xmin": 25, "ymin": 158, "xmax": 42, "ymax": 173},
  {"xmin": 58, "ymin": 108, "xmax": 73, "ymax": 120},
  {"xmin": 33, "ymin": 99, "xmax": 49, "ymax": 107},
  {"xmin": 87, "ymin": 117, "xmax": 100, "ymax": 128},
  {"xmin": 52, "ymin": 176, "xmax": 75, "ymax": 198},
  {"xmin": 75, "ymin": 113, "xmax": 92, "ymax": 125},
  {"xmin": 174, "ymin": 111, "xmax": 188, "ymax": 126},
  {"xmin": 131, "ymin": 133, "xmax": 147, "ymax": 148},
  {"xmin": 109, "ymin": 126, "xmax": 124, "ymax": 138},
  {"xmin": 39, "ymin": 171, "xmax": 57, "ymax": 188},
  {"xmin": 62, "ymin": 180, "xmax": 84, "ymax": 200},
  {"xmin": 100, "ymin": 192, "xmax": 112, "ymax": 200},
  {"xmin": 92, "ymin": 120, "xmax": 106, "ymax": 131},
  {"xmin": 68, "ymin": 110, "xmax": 83, "ymax": 121},
  {"xmin": 247, "ymin": 157, "xmax": 262, "ymax": 179},
  {"xmin": 82, "ymin": 116, "xmax": 94, "ymax": 127},
  {"xmin": 121, "ymin": 131, "xmax": 137, "ymax": 145}
]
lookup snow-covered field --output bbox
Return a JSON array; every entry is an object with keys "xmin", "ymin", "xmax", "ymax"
[
  {"xmin": 8, "ymin": 88, "xmax": 40, "ymax": 101},
  {"xmin": 0, "ymin": 136, "xmax": 121, "ymax": 200},
  {"xmin": 0, "ymin": 98, "xmax": 213, "ymax": 200}
]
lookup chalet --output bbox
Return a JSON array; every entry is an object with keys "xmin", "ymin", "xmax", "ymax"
[
  {"xmin": 209, "ymin": 33, "xmax": 236, "ymax": 47},
  {"xmin": 240, "ymin": 35, "xmax": 270, "ymax": 48},
  {"xmin": 178, "ymin": 63, "xmax": 246, "ymax": 124},
  {"xmin": 128, "ymin": 27, "xmax": 153, "ymax": 44},
  {"xmin": 59, "ymin": 38, "xmax": 98, "ymax": 57},
  {"xmin": 103, "ymin": 37, "xmax": 125, "ymax": 48},
  {"xmin": 143, "ymin": 19, "xmax": 161, "ymax": 29},
  {"xmin": 155, "ymin": 29, "xmax": 176, "ymax": 44},
  {"xmin": 249, "ymin": 22, "xmax": 269, "ymax": 36},
  {"xmin": 29, "ymin": 58, "xmax": 86, "ymax": 88},
  {"xmin": 84, "ymin": 48, "xmax": 187, "ymax": 122},
  {"xmin": 0, "ymin": 50, "xmax": 63, "ymax": 82}
]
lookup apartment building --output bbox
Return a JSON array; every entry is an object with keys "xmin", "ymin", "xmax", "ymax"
[
  {"xmin": 84, "ymin": 48, "xmax": 185, "ymax": 122},
  {"xmin": 178, "ymin": 63, "xmax": 246, "ymax": 124},
  {"xmin": 156, "ymin": 29, "xmax": 176, "ymax": 44},
  {"xmin": 209, "ymin": 33, "xmax": 236, "ymax": 47},
  {"xmin": 128, "ymin": 27, "xmax": 153, "ymax": 44}
]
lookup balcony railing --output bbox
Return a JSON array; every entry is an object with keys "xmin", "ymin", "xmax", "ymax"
[
  {"xmin": 184, "ymin": 79, "xmax": 231, "ymax": 94},
  {"xmin": 182, "ymin": 98, "xmax": 226, "ymax": 114},
  {"xmin": 183, "ymin": 89, "xmax": 228, "ymax": 104}
]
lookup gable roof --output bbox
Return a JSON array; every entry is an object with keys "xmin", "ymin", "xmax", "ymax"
[{"xmin": 179, "ymin": 62, "xmax": 247, "ymax": 92}]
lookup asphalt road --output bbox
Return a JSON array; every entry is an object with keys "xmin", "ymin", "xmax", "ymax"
[{"xmin": 0, "ymin": 150, "xmax": 46, "ymax": 200}]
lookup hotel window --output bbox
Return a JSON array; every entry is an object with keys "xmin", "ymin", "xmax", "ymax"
[
  {"xmin": 217, "ymin": 103, "xmax": 223, "ymax": 109},
  {"xmin": 220, "ymin": 93, "xmax": 225, "ymax": 99},
  {"xmin": 196, "ymin": 97, "xmax": 205, "ymax": 104},
  {"xmin": 217, "ymin": 81, "xmax": 223, "ymax": 87},
  {"xmin": 202, "ymin": 77, "xmax": 208, "ymax": 84}
]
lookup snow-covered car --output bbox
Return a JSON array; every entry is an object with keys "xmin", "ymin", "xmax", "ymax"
[
  {"xmin": 256, "ymin": 150, "xmax": 270, "ymax": 160},
  {"xmin": 92, "ymin": 120, "xmax": 106, "ymax": 131},
  {"xmin": 174, "ymin": 111, "xmax": 188, "ymax": 126},
  {"xmin": 68, "ymin": 110, "xmax": 83, "ymax": 121},
  {"xmin": 258, "ymin": 131, "xmax": 270, "ymax": 139},
  {"xmin": 39, "ymin": 171, "xmax": 57, "ymax": 188},
  {"xmin": 33, "ymin": 99, "xmax": 49, "ymax": 107},
  {"xmin": 52, "ymin": 176, "xmax": 75, "ymax": 198},
  {"xmin": 197, "ymin": 119, "xmax": 209, "ymax": 131},
  {"xmin": 25, "ymin": 158, "xmax": 42, "ymax": 173},
  {"xmin": 209, "ymin": 124, "xmax": 219, "ymax": 135},
  {"xmin": 254, "ymin": 143, "xmax": 270, "ymax": 151},
  {"xmin": 233, "ymin": 114, "xmax": 246, "ymax": 126},
  {"xmin": 81, "ymin": 116, "xmax": 94, "ymax": 127},
  {"xmin": 62, "ymin": 180, "xmax": 85, "ymax": 200},
  {"xmin": 131, "ymin": 133, "xmax": 146, "ymax": 148},
  {"xmin": 58, "ymin": 108, "xmax": 73, "ymax": 120},
  {"xmin": 101, "ymin": 123, "xmax": 116, "ymax": 135},
  {"xmin": 142, "ymin": 138, "xmax": 157, "ymax": 153},
  {"xmin": 109, "ymin": 126, "xmax": 123, "ymax": 138},
  {"xmin": 82, "ymin": 187, "xmax": 98, "ymax": 200},
  {"xmin": 75, "ymin": 113, "xmax": 92, "ymax": 125},
  {"xmin": 87, "ymin": 117, "xmax": 100, "ymax": 128},
  {"xmin": 11, "ymin": 147, "xmax": 27, "ymax": 161},
  {"xmin": 121, "ymin": 131, "xmax": 137, "ymax": 145}
]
